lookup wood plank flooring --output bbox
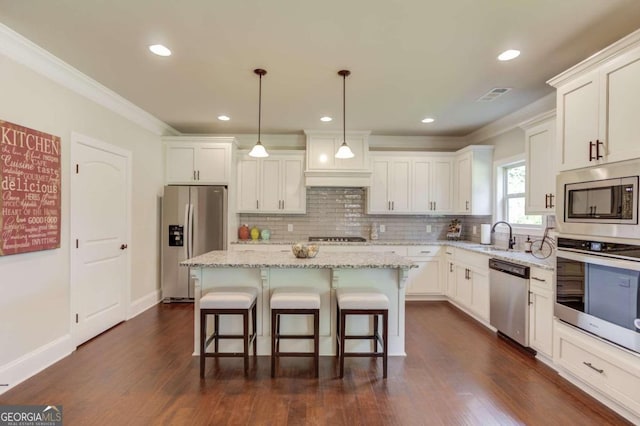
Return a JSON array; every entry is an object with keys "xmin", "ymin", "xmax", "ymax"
[{"xmin": 0, "ymin": 302, "xmax": 631, "ymax": 425}]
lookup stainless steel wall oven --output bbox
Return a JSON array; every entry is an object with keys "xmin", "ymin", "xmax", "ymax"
[{"xmin": 555, "ymin": 237, "xmax": 640, "ymax": 353}]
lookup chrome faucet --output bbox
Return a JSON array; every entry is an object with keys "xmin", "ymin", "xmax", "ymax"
[{"xmin": 491, "ymin": 221, "xmax": 515, "ymax": 250}]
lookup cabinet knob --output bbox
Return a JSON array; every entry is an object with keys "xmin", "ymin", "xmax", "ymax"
[{"xmin": 120, "ymin": 244, "xmax": 128, "ymax": 250}]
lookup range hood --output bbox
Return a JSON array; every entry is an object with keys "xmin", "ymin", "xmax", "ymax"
[{"xmin": 304, "ymin": 130, "xmax": 371, "ymax": 187}]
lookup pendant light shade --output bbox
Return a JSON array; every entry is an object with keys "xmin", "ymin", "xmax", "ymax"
[
  {"xmin": 249, "ymin": 68, "xmax": 269, "ymax": 158},
  {"xmin": 335, "ymin": 69, "xmax": 355, "ymax": 159}
]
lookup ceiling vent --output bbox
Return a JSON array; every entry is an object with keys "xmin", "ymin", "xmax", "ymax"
[{"xmin": 477, "ymin": 87, "xmax": 512, "ymax": 102}]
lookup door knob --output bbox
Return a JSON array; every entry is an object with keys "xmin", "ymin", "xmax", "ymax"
[{"xmin": 120, "ymin": 244, "xmax": 128, "ymax": 250}]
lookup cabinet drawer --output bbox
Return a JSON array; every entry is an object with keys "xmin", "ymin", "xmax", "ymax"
[
  {"xmin": 556, "ymin": 322, "xmax": 640, "ymax": 415},
  {"xmin": 367, "ymin": 246, "xmax": 408, "ymax": 256},
  {"xmin": 530, "ymin": 267, "xmax": 554, "ymax": 292},
  {"xmin": 407, "ymin": 245, "xmax": 441, "ymax": 257},
  {"xmin": 456, "ymin": 249, "xmax": 488, "ymax": 270}
]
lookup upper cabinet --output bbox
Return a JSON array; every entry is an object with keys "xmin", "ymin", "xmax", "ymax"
[
  {"xmin": 521, "ymin": 111, "xmax": 556, "ymax": 215},
  {"xmin": 367, "ymin": 152, "xmax": 453, "ymax": 215},
  {"xmin": 454, "ymin": 146, "xmax": 493, "ymax": 215},
  {"xmin": 164, "ymin": 136, "xmax": 235, "ymax": 184},
  {"xmin": 549, "ymin": 33, "xmax": 640, "ymax": 171},
  {"xmin": 237, "ymin": 151, "xmax": 306, "ymax": 214},
  {"xmin": 304, "ymin": 131, "xmax": 371, "ymax": 187}
]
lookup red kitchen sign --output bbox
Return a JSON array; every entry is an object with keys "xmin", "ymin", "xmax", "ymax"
[{"xmin": 0, "ymin": 120, "xmax": 61, "ymax": 255}]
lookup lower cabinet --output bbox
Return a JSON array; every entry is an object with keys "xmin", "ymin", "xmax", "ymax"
[
  {"xmin": 444, "ymin": 247, "xmax": 456, "ymax": 298},
  {"xmin": 451, "ymin": 250, "xmax": 490, "ymax": 322},
  {"xmin": 555, "ymin": 320, "xmax": 640, "ymax": 422},
  {"xmin": 528, "ymin": 267, "xmax": 554, "ymax": 359},
  {"xmin": 406, "ymin": 246, "xmax": 442, "ymax": 298}
]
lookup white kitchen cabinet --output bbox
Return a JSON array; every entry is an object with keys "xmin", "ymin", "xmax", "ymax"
[
  {"xmin": 450, "ymin": 249, "xmax": 490, "ymax": 322},
  {"xmin": 550, "ymin": 39, "xmax": 640, "ymax": 170},
  {"xmin": 555, "ymin": 320, "xmax": 640, "ymax": 422},
  {"xmin": 164, "ymin": 137, "xmax": 234, "ymax": 184},
  {"xmin": 368, "ymin": 152, "xmax": 453, "ymax": 215},
  {"xmin": 368, "ymin": 157, "xmax": 412, "ymax": 214},
  {"xmin": 454, "ymin": 146, "xmax": 493, "ymax": 215},
  {"xmin": 413, "ymin": 156, "xmax": 454, "ymax": 214},
  {"xmin": 444, "ymin": 247, "xmax": 456, "ymax": 298},
  {"xmin": 529, "ymin": 267, "xmax": 554, "ymax": 359},
  {"xmin": 303, "ymin": 131, "xmax": 371, "ymax": 187},
  {"xmin": 405, "ymin": 246, "xmax": 443, "ymax": 299},
  {"xmin": 522, "ymin": 112, "xmax": 556, "ymax": 215},
  {"xmin": 237, "ymin": 152, "xmax": 306, "ymax": 214}
]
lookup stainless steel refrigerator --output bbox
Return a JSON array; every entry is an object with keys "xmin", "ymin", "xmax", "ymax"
[{"xmin": 161, "ymin": 185, "xmax": 227, "ymax": 302}]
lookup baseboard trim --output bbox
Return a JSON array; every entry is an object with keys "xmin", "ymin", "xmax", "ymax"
[
  {"xmin": 0, "ymin": 335, "xmax": 73, "ymax": 395},
  {"xmin": 128, "ymin": 289, "xmax": 161, "ymax": 320}
]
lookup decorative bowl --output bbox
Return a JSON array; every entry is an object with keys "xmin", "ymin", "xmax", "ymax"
[{"xmin": 291, "ymin": 242, "xmax": 319, "ymax": 259}]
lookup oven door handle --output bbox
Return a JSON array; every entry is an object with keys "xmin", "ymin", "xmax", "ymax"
[{"xmin": 557, "ymin": 249, "xmax": 640, "ymax": 271}]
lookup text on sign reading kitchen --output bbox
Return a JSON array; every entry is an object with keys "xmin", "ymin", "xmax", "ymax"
[{"xmin": 0, "ymin": 120, "xmax": 61, "ymax": 256}]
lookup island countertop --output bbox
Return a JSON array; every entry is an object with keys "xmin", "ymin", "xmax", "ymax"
[{"xmin": 181, "ymin": 249, "xmax": 417, "ymax": 269}]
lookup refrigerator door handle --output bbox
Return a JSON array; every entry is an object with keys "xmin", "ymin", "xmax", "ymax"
[
  {"xmin": 183, "ymin": 203, "xmax": 190, "ymax": 259},
  {"xmin": 188, "ymin": 203, "xmax": 195, "ymax": 259}
]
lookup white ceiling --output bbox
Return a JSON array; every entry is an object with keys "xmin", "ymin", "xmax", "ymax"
[{"xmin": 2, "ymin": 0, "xmax": 640, "ymax": 137}]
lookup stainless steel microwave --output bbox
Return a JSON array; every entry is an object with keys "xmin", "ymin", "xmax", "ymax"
[{"xmin": 557, "ymin": 159, "xmax": 640, "ymax": 239}]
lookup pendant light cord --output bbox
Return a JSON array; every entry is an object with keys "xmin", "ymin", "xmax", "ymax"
[
  {"xmin": 258, "ymin": 72, "xmax": 262, "ymax": 142},
  {"xmin": 342, "ymin": 72, "xmax": 346, "ymax": 144}
]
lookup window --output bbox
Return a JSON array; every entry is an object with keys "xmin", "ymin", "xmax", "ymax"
[{"xmin": 503, "ymin": 162, "xmax": 542, "ymax": 226}]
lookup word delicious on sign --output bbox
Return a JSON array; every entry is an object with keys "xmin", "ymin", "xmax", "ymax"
[{"xmin": 0, "ymin": 120, "xmax": 61, "ymax": 256}]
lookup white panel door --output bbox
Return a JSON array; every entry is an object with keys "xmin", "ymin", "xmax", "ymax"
[
  {"xmin": 165, "ymin": 145, "xmax": 196, "ymax": 183},
  {"xmin": 237, "ymin": 158, "xmax": 259, "ymax": 212},
  {"xmin": 369, "ymin": 160, "xmax": 390, "ymax": 213},
  {"xmin": 71, "ymin": 133, "xmax": 130, "ymax": 346},
  {"xmin": 282, "ymin": 157, "xmax": 305, "ymax": 213},
  {"xmin": 412, "ymin": 159, "xmax": 430, "ymax": 213},
  {"xmin": 432, "ymin": 158, "xmax": 453, "ymax": 213},
  {"xmin": 390, "ymin": 159, "xmax": 411, "ymax": 213},
  {"xmin": 197, "ymin": 144, "xmax": 228, "ymax": 183},
  {"xmin": 260, "ymin": 158, "xmax": 281, "ymax": 212},
  {"xmin": 456, "ymin": 154, "xmax": 472, "ymax": 213}
]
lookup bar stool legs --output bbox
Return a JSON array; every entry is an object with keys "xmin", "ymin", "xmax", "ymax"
[{"xmin": 336, "ymin": 288, "xmax": 389, "ymax": 379}]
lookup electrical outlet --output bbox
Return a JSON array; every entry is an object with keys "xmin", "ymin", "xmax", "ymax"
[
  {"xmin": 473, "ymin": 226, "xmax": 477, "ymax": 235},
  {"xmin": 426, "ymin": 225, "xmax": 432, "ymax": 233},
  {"xmin": 379, "ymin": 224, "xmax": 386, "ymax": 233},
  {"xmin": 287, "ymin": 224, "xmax": 293, "ymax": 232}
]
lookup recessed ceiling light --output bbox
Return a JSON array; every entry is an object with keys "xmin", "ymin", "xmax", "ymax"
[
  {"xmin": 320, "ymin": 116, "xmax": 332, "ymax": 122},
  {"xmin": 217, "ymin": 115, "xmax": 230, "ymax": 121},
  {"xmin": 497, "ymin": 49, "xmax": 520, "ymax": 61},
  {"xmin": 149, "ymin": 44, "xmax": 171, "ymax": 57},
  {"xmin": 421, "ymin": 117, "xmax": 435, "ymax": 123}
]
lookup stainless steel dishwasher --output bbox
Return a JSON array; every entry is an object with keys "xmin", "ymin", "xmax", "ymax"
[{"xmin": 489, "ymin": 258, "xmax": 531, "ymax": 347}]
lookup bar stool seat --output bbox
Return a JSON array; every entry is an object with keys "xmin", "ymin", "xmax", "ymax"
[
  {"xmin": 200, "ymin": 286, "xmax": 258, "ymax": 377},
  {"xmin": 336, "ymin": 288, "xmax": 389, "ymax": 378},
  {"xmin": 270, "ymin": 287, "xmax": 320, "ymax": 377}
]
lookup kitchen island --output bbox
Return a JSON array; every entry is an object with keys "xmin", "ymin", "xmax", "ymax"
[{"xmin": 181, "ymin": 250, "xmax": 416, "ymax": 356}]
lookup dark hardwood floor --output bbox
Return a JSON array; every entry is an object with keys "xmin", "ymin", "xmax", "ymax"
[{"xmin": 0, "ymin": 302, "xmax": 631, "ymax": 425}]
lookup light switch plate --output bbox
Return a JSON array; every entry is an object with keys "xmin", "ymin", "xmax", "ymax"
[
  {"xmin": 380, "ymin": 224, "xmax": 386, "ymax": 233},
  {"xmin": 473, "ymin": 225, "xmax": 477, "ymax": 235},
  {"xmin": 287, "ymin": 224, "xmax": 293, "ymax": 232},
  {"xmin": 426, "ymin": 225, "xmax": 432, "ymax": 233}
]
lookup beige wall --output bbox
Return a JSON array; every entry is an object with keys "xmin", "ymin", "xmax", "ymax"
[
  {"xmin": 0, "ymin": 54, "xmax": 164, "ymax": 370},
  {"xmin": 480, "ymin": 127, "xmax": 525, "ymax": 161}
]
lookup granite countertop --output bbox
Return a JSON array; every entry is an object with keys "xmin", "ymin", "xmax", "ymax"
[
  {"xmin": 181, "ymin": 250, "xmax": 417, "ymax": 269},
  {"xmin": 231, "ymin": 239, "xmax": 555, "ymax": 270}
]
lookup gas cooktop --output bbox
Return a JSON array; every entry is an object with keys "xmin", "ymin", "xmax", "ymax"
[{"xmin": 308, "ymin": 236, "xmax": 367, "ymax": 242}]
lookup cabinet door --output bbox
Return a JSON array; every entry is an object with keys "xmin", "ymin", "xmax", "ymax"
[
  {"xmin": 445, "ymin": 257, "xmax": 456, "ymax": 298},
  {"xmin": 412, "ymin": 159, "xmax": 430, "ymax": 213},
  {"xmin": 237, "ymin": 159, "xmax": 260, "ymax": 212},
  {"xmin": 406, "ymin": 258, "xmax": 441, "ymax": 295},
  {"xmin": 529, "ymin": 288, "xmax": 554, "ymax": 358},
  {"xmin": 260, "ymin": 158, "xmax": 281, "ymax": 212},
  {"xmin": 432, "ymin": 158, "xmax": 453, "ymax": 213},
  {"xmin": 369, "ymin": 159, "xmax": 391, "ymax": 213},
  {"xmin": 306, "ymin": 137, "xmax": 337, "ymax": 170},
  {"xmin": 197, "ymin": 144, "xmax": 229, "ymax": 183},
  {"xmin": 556, "ymin": 71, "xmax": 600, "ymax": 171},
  {"xmin": 456, "ymin": 153, "xmax": 472, "ymax": 213},
  {"xmin": 281, "ymin": 157, "xmax": 306, "ymax": 213},
  {"xmin": 525, "ymin": 118, "xmax": 556, "ymax": 214},
  {"xmin": 455, "ymin": 265, "xmax": 472, "ymax": 307},
  {"xmin": 470, "ymin": 271, "xmax": 489, "ymax": 321},
  {"xmin": 599, "ymin": 45, "xmax": 640, "ymax": 164},
  {"xmin": 166, "ymin": 145, "xmax": 196, "ymax": 183},
  {"xmin": 390, "ymin": 159, "xmax": 411, "ymax": 213}
]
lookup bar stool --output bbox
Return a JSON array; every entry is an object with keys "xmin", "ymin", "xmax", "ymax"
[
  {"xmin": 270, "ymin": 287, "xmax": 320, "ymax": 378},
  {"xmin": 336, "ymin": 288, "xmax": 389, "ymax": 378},
  {"xmin": 199, "ymin": 286, "xmax": 258, "ymax": 377}
]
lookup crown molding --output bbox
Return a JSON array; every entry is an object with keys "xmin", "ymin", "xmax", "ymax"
[
  {"xmin": 465, "ymin": 93, "xmax": 556, "ymax": 144},
  {"xmin": 0, "ymin": 24, "xmax": 179, "ymax": 136}
]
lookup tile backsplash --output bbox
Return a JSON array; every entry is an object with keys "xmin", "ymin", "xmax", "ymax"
[{"xmin": 238, "ymin": 187, "xmax": 493, "ymax": 242}]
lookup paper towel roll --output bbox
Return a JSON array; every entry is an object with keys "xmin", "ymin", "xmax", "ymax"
[{"xmin": 480, "ymin": 224, "xmax": 492, "ymax": 245}]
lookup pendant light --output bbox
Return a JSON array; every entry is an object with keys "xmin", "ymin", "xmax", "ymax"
[
  {"xmin": 249, "ymin": 68, "xmax": 269, "ymax": 158},
  {"xmin": 335, "ymin": 69, "xmax": 355, "ymax": 159}
]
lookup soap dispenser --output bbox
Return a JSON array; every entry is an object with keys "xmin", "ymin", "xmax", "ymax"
[{"xmin": 525, "ymin": 236, "xmax": 532, "ymax": 253}]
